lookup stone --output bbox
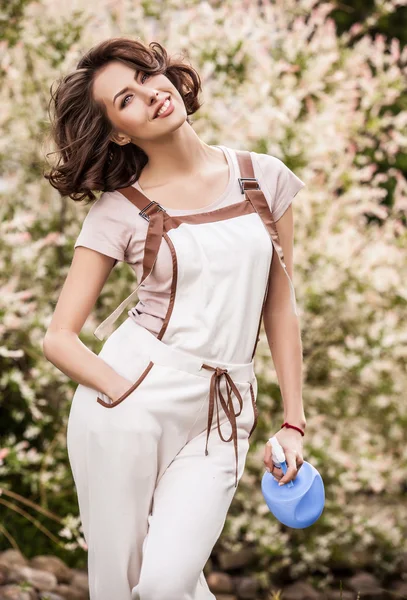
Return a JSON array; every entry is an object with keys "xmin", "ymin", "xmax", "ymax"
[
  {"xmin": 0, "ymin": 586, "xmax": 37, "ymax": 600},
  {"xmin": 39, "ymin": 594, "xmax": 65, "ymax": 600},
  {"xmin": 203, "ymin": 558, "xmax": 213, "ymax": 577},
  {"xmin": 207, "ymin": 572, "xmax": 233, "ymax": 593},
  {"xmin": 217, "ymin": 548, "xmax": 257, "ymax": 571},
  {"xmin": 0, "ymin": 563, "xmax": 9, "ymax": 585},
  {"xmin": 53, "ymin": 585, "xmax": 88, "ymax": 600},
  {"xmin": 233, "ymin": 575, "xmax": 258, "ymax": 599},
  {"xmin": 281, "ymin": 581, "xmax": 322, "ymax": 600},
  {"xmin": 7, "ymin": 566, "xmax": 57, "ymax": 592},
  {"xmin": 68, "ymin": 571, "xmax": 88, "ymax": 593},
  {"xmin": 216, "ymin": 596, "xmax": 237, "ymax": 600},
  {"xmin": 0, "ymin": 550, "xmax": 28, "ymax": 569},
  {"xmin": 29, "ymin": 556, "xmax": 72, "ymax": 585},
  {"xmin": 347, "ymin": 572, "xmax": 383, "ymax": 598}
]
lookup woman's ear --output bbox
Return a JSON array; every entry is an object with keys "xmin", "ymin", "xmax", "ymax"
[{"xmin": 110, "ymin": 134, "xmax": 131, "ymax": 146}]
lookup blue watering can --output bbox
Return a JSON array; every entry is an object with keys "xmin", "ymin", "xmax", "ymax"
[{"xmin": 261, "ymin": 435, "xmax": 325, "ymax": 529}]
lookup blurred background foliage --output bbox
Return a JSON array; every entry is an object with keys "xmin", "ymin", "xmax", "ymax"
[{"xmin": 0, "ymin": 0, "xmax": 406, "ymax": 595}]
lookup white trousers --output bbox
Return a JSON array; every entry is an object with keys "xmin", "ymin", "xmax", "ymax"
[{"xmin": 67, "ymin": 318, "xmax": 258, "ymax": 600}]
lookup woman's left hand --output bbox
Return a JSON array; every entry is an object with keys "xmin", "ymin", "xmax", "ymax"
[{"xmin": 263, "ymin": 427, "xmax": 305, "ymax": 485}]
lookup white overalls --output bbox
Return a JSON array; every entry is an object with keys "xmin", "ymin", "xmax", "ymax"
[{"xmin": 66, "ymin": 150, "xmax": 297, "ymax": 600}]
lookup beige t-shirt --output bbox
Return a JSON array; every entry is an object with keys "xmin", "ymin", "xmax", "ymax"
[{"xmin": 74, "ymin": 145, "xmax": 305, "ymax": 336}]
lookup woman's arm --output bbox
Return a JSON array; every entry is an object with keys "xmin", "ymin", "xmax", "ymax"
[
  {"xmin": 262, "ymin": 204, "xmax": 306, "ymax": 431},
  {"xmin": 42, "ymin": 247, "xmax": 133, "ymax": 402}
]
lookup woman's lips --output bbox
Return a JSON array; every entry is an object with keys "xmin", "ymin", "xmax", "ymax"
[{"xmin": 155, "ymin": 97, "xmax": 174, "ymax": 119}]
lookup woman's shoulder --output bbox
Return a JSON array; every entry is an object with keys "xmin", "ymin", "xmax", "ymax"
[
  {"xmin": 85, "ymin": 188, "xmax": 139, "ymax": 220},
  {"xmin": 226, "ymin": 145, "xmax": 295, "ymax": 182},
  {"xmin": 245, "ymin": 149, "xmax": 306, "ymax": 221},
  {"xmin": 74, "ymin": 188, "xmax": 139, "ymax": 263},
  {"xmin": 248, "ymin": 149, "xmax": 291, "ymax": 173}
]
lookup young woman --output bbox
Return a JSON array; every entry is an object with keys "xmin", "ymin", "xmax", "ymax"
[{"xmin": 43, "ymin": 37, "xmax": 307, "ymax": 600}]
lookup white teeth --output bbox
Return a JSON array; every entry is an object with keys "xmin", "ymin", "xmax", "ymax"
[{"xmin": 156, "ymin": 98, "xmax": 170, "ymax": 117}]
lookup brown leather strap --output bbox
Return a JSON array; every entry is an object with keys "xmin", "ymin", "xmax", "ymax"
[
  {"xmin": 93, "ymin": 187, "xmax": 168, "ymax": 340},
  {"xmin": 201, "ymin": 364, "xmax": 244, "ymax": 488},
  {"xmin": 233, "ymin": 150, "xmax": 298, "ymax": 358},
  {"xmin": 235, "ymin": 150, "xmax": 287, "ymax": 269},
  {"xmin": 116, "ymin": 185, "xmax": 168, "ymax": 283}
]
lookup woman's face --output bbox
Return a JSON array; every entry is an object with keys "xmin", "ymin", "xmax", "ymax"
[{"xmin": 92, "ymin": 60, "xmax": 187, "ymax": 145}]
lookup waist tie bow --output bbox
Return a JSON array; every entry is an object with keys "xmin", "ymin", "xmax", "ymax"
[{"xmin": 201, "ymin": 363, "xmax": 244, "ymax": 488}]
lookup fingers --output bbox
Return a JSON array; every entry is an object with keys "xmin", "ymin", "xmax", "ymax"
[
  {"xmin": 272, "ymin": 464, "xmax": 283, "ymax": 482},
  {"xmin": 264, "ymin": 443, "xmax": 284, "ymax": 480},
  {"xmin": 278, "ymin": 452, "xmax": 304, "ymax": 485},
  {"xmin": 263, "ymin": 441, "xmax": 304, "ymax": 484},
  {"xmin": 263, "ymin": 440, "xmax": 272, "ymax": 471}
]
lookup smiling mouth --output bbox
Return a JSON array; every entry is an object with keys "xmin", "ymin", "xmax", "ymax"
[{"xmin": 153, "ymin": 96, "xmax": 171, "ymax": 119}]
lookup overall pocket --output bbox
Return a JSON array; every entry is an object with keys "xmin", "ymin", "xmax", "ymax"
[
  {"xmin": 96, "ymin": 360, "xmax": 155, "ymax": 408},
  {"xmin": 95, "ymin": 325, "xmax": 155, "ymax": 408}
]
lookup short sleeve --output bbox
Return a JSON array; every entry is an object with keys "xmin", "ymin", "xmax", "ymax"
[
  {"xmin": 251, "ymin": 152, "xmax": 306, "ymax": 222},
  {"xmin": 74, "ymin": 191, "xmax": 133, "ymax": 262}
]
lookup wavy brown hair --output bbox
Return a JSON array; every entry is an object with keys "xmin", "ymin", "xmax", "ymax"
[{"xmin": 43, "ymin": 37, "xmax": 203, "ymax": 204}]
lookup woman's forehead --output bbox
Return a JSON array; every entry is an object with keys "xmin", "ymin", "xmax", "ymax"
[{"xmin": 93, "ymin": 62, "xmax": 137, "ymax": 104}]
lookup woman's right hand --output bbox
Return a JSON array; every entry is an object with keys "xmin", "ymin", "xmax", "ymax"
[{"xmin": 106, "ymin": 376, "xmax": 134, "ymax": 403}]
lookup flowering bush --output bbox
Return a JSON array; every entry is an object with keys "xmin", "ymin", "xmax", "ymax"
[{"xmin": 0, "ymin": 0, "xmax": 406, "ymax": 589}]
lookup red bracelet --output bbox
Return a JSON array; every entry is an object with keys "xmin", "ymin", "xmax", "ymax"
[{"xmin": 281, "ymin": 422, "xmax": 305, "ymax": 436}]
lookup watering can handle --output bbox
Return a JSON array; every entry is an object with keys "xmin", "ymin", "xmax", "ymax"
[{"xmin": 268, "ymin": 436, "xmax": 294, "ymax": 488}]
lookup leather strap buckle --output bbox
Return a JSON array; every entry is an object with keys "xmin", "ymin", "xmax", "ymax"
[
  {"xmin": 238, "ymin": 177, "xmax": 260, "ymax": 194},
  {"xmin": 139, "ymin": 200, "xmax": 166, "ymax": 221}
]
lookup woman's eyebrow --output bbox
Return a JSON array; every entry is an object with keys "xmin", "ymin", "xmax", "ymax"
[{"xmin": 113, "ymin": 70, "xmax": 138, "ymax": 106}]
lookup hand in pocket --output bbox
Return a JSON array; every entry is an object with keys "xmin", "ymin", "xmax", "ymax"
[
  {"xmin": 109, "ymin": 376, "xmax": 135, "ymax": 403},
  {"xmin": 97, "ymin": 375, "xmax": 135, "ymax": 407}
]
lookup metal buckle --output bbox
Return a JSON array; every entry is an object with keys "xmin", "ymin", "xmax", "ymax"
[
  {"xmin": 238, "ymin": 177, "xmax": 260, "ymax": 194},
  {"xmin": 139, "ymin": 200, "xmax": 166, "ymax": 221}
]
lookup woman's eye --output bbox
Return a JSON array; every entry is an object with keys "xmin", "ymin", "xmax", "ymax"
[{"xmin": 121, "ymin": 72, "xmax": 150, "ymax": 108}]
